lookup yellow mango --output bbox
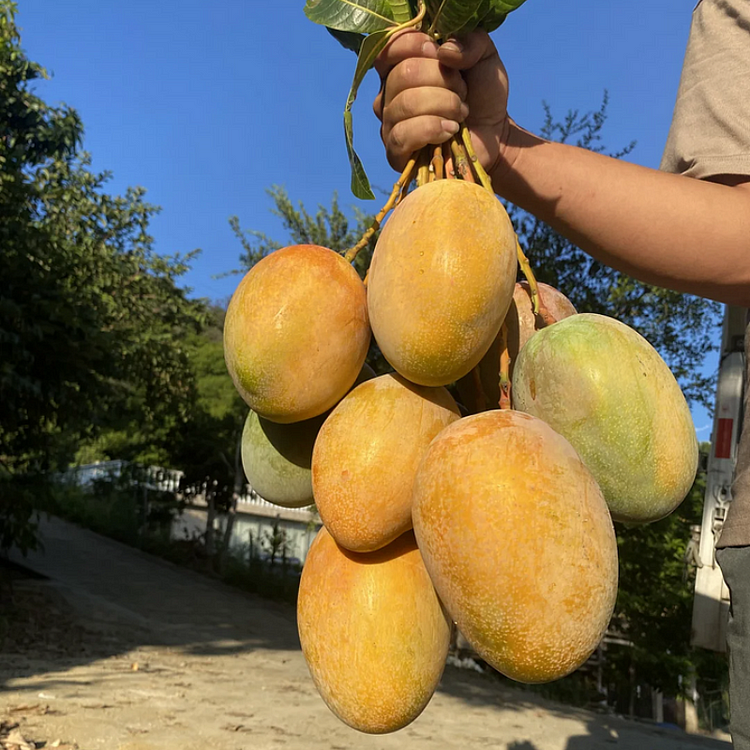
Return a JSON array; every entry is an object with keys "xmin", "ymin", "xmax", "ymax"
[
  {"xmin": 367, "ymin": 180, "xmax": 517, "ymax": 386},
  {"xmin": 456, "ymin": 281, "xmax": 576, "ymax": 412},
  {"xmin": 412, "ymin": 410, "xmax": 618, "ymax": 683},
  {"xmin": 297, "ymin": 528, "xmax": 451, "ymax": 733},
  {"xmin": 312, "ymin": 373, "xmax": 460, "ymax": 551},
  {"xmin": 224, "ymin": 245, "xmax": 370, "ymax": 423}
]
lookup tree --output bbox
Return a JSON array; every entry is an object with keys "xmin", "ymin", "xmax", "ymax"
[
  {"xmin": 605, "ymin": 446, "xmax": 711, "ymax": 704},
  {"xmin": 229, "ymin": 185, "xmax": 377, "ymax": 278},
  {"xmin": 165, "ymin": 306, "xmax": 247, "ymax": 564},
  {"xmin": 0, "ymin": 1, "xmax": 205, "ymax": 554}
]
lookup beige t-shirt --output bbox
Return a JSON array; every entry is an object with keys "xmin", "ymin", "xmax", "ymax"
[
  {"xmin": 661, "ymin": 0, "xmax": 750, "ymax": 547},
  {"xmin": 661, "ymin": 0, "xmax": 750, "ymax": 180}
]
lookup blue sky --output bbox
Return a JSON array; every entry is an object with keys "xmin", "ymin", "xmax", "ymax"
[{"xmin": 16, "ymin": 0, "xmax": 716, "ymax": 433}]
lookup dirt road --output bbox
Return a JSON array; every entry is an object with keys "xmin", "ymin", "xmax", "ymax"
[{"xmin": 1, "ymin": 518, "xmax": 733, "ymax": 750}]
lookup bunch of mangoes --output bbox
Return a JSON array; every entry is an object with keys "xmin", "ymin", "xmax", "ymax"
[{"xmin": 223, "ymin": 179, "xmax": 698, "ymax": 734}]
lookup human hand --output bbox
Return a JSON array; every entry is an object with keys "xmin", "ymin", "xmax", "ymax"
[{"xmin": 373, "ymin": 29, "xmax": 511, "ymax": 177}]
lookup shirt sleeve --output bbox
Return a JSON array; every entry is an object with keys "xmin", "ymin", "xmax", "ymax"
[{"xmin": 660, "ymin": 0, "xmax": 750, "ymax": 179}]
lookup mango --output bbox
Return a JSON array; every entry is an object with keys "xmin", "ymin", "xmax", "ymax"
[
  {"xmin": 506, "ymin": 281, "xmax": 577, "ymax": 372},
  {"xmin": 367, "ymin": 180, "xmax": 517, "ymax": 386},
  {"xmin": 224, "ymin": 245, "xmax": 370, "ymax": 423},
  {"xmin": 512, "ymin": 313, "xmax": 698, "ymax": 523},
  {"xmin": 456, "ymin": 281, "xmax": 576, "ymax": 411},
  {"xmin": 241, "ymin": 410, "xmax": 322, "ymax": 508},
  {"xmin": 241, "ymin": 365, "xmax": 375, "ymax": 508},
  {"xmin": 412, "ymin": 410, "xmax": 618, "ymax": 683},
  {"xmin": 297, "ymin": 528, "xmax": 451, "ymax": 734},
  {"xmin": 312, "ymin": 373, "xmax": 460, "ymax": 552}
]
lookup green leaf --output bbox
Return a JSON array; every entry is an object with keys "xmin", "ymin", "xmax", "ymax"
[
  {"xmin": 304, "ymin": 0, "xmax": 398, "ymax": 33},
  {"xmin": 479, "ymin": 0, "xmax": 529, "ymax": 32},
  {"xmin": 389, "ymin": 0, "xmax": 417, "ymax": 23},
  {"xmin": 426, "ymin": 0, "xmax": 528, "ymax": 38},
  {"xmin": 326, "ymin": 27, "xmax": 365, "ymax": 53},
  {"xmin": 426, "ymin": 0, "xmax": 488, "ymax": 38},
  {"xmin": 342, "ymin": 28, "xmax": 393, "ymax": 199},
  {"xmin": 344, "ymin": 111, "xmax": 375, "ymax": 199}
]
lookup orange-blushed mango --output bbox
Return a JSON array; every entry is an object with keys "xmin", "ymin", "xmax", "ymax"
[
  {"xmin": 367, "ymin": 180, "xmax": 517, "ymax": 386},
  {"xmin": 312, "ymin": 373, "xmax": 460, "ymax": 551},
  {"xmin": 297, "ymin": 528, "xmax": 451, "ymax": 734},
  {"xmin": 224, "ymin": 245, "xmax": 370, "ymax": 423},
  {"xmin": 512, "ymin": 313, "xmax": 699, "ymax": 523},
  {"xmin": 412, "ymin": 410, "xmax": 618, "ymax": 683},
  {"xmin": 456, "ymin": 281, "xmax": 576, "ymax": 412}
]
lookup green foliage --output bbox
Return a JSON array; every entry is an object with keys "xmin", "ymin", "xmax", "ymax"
[
  {"xmin": 305, "ymin": 0, "xmax": 406, "ymax": 34},
  {"xmin": 262, "ymin": 517, "xmax": 290, "ymax": 566},
  {"xmin": 222, "ymin": 545, "xmax": 301, "ymax": 605},
  {"xmin": 166, "ymin": 307, "xmax": 247, "ymax": 510},
  {"xmin": 607, "ymin": 446, "xmax": 709, "ymax": 697},
  {"xmin": 0, "ymin": 1, "xmax": 205, "ymax": 553},
  {"xmin": 230, "ymin": 185, "xmax": 377, "ymax": 279},
  {"xmin": 425, "ymin": 0, "xmax": 528, "ymax": 37},
  {"xmin": 51, "ymin": 468, "xmax": 182, "ymax": 552},
  {"xmin": 509, "ymin": 95, "xmax": 721, "ymax": 409}
]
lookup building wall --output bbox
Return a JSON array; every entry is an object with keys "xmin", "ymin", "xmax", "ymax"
[{"xmin": 172, "ymin": 496, "xmax": 322, "ymax": 564}]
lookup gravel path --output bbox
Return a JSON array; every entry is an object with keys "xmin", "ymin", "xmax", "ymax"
[{"xmin": 1, "ymin": 517, "xmax": 733, "ymax": 750}]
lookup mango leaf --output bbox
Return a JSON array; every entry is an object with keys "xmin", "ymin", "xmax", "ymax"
[
  {"xmin": 389, "ymin": 0, "xmax": 417, "ymax": 23},
  {"xmin": 426, "ymin": 0, "xmax": 487, "ymax": 38},
  {"xmin": 343, "ymin": 28, "xmax": 393, "ymax": 198},
  {"xmin": 479, "ymin": 0, "xmax": 528, "ymax": 32},
  {"xmin": 304, "ymin": 0, "xmax": 398, "ymax": 34},
  {"xmin": 327, "ymin": 27, "xmax": 365, "ymax": 53},
  {"xmin": 426, "ymin": 0, "xmax": 528, "ymax": 37}
]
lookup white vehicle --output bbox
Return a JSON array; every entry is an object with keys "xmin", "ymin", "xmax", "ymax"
[{"xmin": 691, "ymin": 305, "xmax": 746, "ymax": 652}]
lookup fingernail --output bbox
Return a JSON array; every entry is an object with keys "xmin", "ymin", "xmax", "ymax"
[
  {"xmin": 421, "ymin": 39, "xmax": 438, "ymax": 57},
  {"xmin": 441, "ymin": 120, "xmax": 460, "ymax": 136},
  {"xmin": 442, "ymin": 39, "xmax": 463, "ymax": 54},
  {"xmin": 459, "ymin": 103, "xmax": 469, "ymax": 120}
]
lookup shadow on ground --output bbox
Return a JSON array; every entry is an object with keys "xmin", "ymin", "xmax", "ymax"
[
  {"xmin": 1, "ymin": 517, "xmax": 733, "ymax": 750},
  {"xmin": 2, "ymin": 516, "xmax": 300, "ymax": 683}
]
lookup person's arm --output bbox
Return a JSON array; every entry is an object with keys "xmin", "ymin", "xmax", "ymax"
[
  {"xmin": 495, "ymin": 125, "xmax": 750, "ymax": 306},
  {"xmin": 375, "ymin": 31, "xmax": 750, "ymax": 307}
]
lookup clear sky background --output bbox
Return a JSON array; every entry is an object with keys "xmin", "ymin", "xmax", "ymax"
[{"xmin": 15, "ymin": 0, "xmax": 717, "ymax": 434}]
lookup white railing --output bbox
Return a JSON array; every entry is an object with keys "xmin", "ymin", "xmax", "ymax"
[
  {"xmin": 236, "ymin": 487, "xmax": 315, "ymax": 517},
  {"xmin": 59, "ymin": 460, "xmax": 184, "ymax": 494}
]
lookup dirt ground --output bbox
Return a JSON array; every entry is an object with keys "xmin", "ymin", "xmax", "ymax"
[{"xmin": 0, "ymin": 518, "xmax": 734, "ymax": 750}]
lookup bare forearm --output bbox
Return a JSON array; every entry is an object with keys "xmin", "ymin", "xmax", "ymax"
[{"xmin": 493, "ymin": 123, "xmax": 750, "ymax": 307}]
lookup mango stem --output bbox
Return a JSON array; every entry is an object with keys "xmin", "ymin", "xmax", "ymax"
[
  {"xmin": 515, "ymin": 238, "xmax": 540, "ymax": 314},
  {"xmin": 460, "ymin": 123, "xmax": 493, "ymax": 193},
  {"xmin": 498, "ymin": 322, "xmax": 511, "ymax": 410},
  {"xmin": 344, "ymin": 156, "xmax": 417, "ymax": 263},
  {"xmin": 450, "ymin": 137, "xmax": 475, "ymax": 182},
  {"xmin": 431, "ymin": 144, "xmax": 444, "ymax": 180},
  {"xmin": 416, "ymin": 146, "xmax": 431, "ymax": 187}
]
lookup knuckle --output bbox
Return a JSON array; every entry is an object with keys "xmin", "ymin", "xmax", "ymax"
[
  {"xmin": 450, "ymin": 93, "xmax": 465, "ymax": 119},
  {"xmin": 373, "ymin": 91, "xmax": 384, "ymax": 120},
  {"xmin": 390, "ymin": 91, "xmax": 415, "ymax": 121},
  {"xmin": 388, "ymin": 123, "xmax": 408, "ymax": 155}
]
